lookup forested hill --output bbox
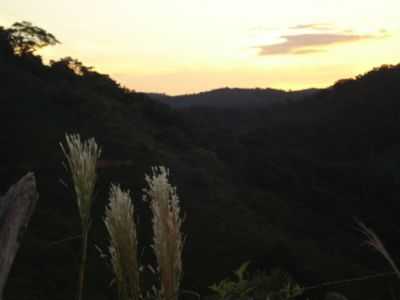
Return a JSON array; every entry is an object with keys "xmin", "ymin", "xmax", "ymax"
[
  {"xmin": 169, "ymin": 63, "xmax": 400, "ymax": 299},
  {"xmin": 0, "ymin": 22, "xmax": 330, "ymax": 300},
  {"xmin": 0, "ymin": 22, "xmax": 268, "ymax": 300},
  {"xmin": 150, "ymin": 87, "xmax": 319, "ymax": 109},
  {"xmin": 1, "ymin": 21, "xmax": 400, "ymax": 300},
  {"xmin": 183, "ymin": 64, "xmax": 400, "ymax": 210}
]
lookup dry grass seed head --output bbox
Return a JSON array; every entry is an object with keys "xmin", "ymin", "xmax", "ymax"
[
  {"xmin": 105, "ymin": 184, "xmax": 141, "ymax": 300},
  {"xmin": 60, "ymin": 133, "xmax": 101, "ymax": 226},
  {"xmin": 357, "ymin": 220, "xmax": 400, "ymax": 279},
  {"xmin": 143, "ymin": 166, "xmax": 183, "ymax": 300}
]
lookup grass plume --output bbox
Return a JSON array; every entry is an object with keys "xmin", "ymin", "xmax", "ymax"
[
  {"xmin": 143, "ymin": 166, "xmax": 184, "ymax": 300},
  {"xmin": 357, "ymin": 220, "xmax": 400, "ymax": 279},
  {"xmin": 104, "ymin": 184, "xmax": 141, "ymax": 300},
  {"xmin": 60, "ymin": 133, "xmax": 101, "ymax": 300}
]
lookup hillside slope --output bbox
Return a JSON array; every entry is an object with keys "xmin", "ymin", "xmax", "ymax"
[
  {"xmin": 0, "ymin": 36, "xmax": 280, "ymax": 299},
  {"xmin": 1, "ymin": 23, "xmax": 399, "ymax": 300},
  {"xmin": 0, "ymin": 27, "xmax": 340, "ymax": 300},
  {"xmin": 151, "ymin": 87, "xmax": 319, "ymax": 109}
]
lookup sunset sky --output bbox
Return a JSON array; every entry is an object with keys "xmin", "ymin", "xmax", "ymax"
[{"xmin": 1, "ymin": 0, "xmax": 399, "ymax": 95}]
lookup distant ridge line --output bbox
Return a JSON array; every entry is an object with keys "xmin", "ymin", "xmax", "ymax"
[{"xmin": 148, "ymin": 87, "xmax": 321, "ymax": 109}]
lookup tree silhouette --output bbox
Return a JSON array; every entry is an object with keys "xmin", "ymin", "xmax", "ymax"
[
  {"xmin": 0, "ymin": 26, "xmax": 14, "ymax": 58},
  {"xmin": 8, "ymin": 21, "xmax": 59, "ymax": 55},
  {"xmin": 50, "ymin": 57, "xmax": 93, "ymax": 76}
]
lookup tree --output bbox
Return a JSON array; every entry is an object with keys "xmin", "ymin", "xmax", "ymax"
[
  {"xmin": 50, "ymin": 57, "xmax": 93, "ymax": 76},
  {"xmin": 0, "ymin": 26, "xmax": 13, "ymax": 58},
  {"xmin": 8, "ymin": 21, "xmax": 59, "ymax": 55}
]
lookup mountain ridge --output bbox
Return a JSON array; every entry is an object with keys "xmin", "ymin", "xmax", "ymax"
[
  {"xmin": 2, "ymin": 21, "xmax": 400, "ymax": 299},
  {"xmin": 149, "ymin": 87, "xmax": 321, "ymax": 109}
]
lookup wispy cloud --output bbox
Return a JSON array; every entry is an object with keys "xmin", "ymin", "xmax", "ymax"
[
  {"xmin": 289, "ymin": 23, "xmax": 335, "ymax": 31},
  {"xmin": 256, "ymin": 24, "xmax": 388, "ymax": 55},
  {"xmin": 258, "ymin": 33, "xmax": 377, "ymax": 55}
]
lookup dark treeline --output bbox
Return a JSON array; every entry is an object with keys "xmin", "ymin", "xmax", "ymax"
[
  {"xmin": 1, "ymin": 22, "xmax": 399, "ymax": 299},
  {"xmin": 152, "ymin": 87, "xmax": 319, "ymax": 109}
]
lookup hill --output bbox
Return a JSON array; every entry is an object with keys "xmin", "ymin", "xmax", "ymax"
[
  {"xmin": 150, "ymin": 87, "xmax": 319, "ymax": 109},
  {"xmin": 173, "ymin": 64, "xmax": 400, "ymax": 299},
  {"xmin": 1, "ymin": 22, "xmax": 399, "ymax": 300},
  {"xmin": 0, "ymin": 24, "xmax": 276, "ymax": 300}
]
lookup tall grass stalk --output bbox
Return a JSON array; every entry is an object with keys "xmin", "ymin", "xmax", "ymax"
[
  {"xmin": 357, "ymin": 221, "xmax": 400, "ymax": 279},
  {"xmin": 143, "ymin": 166, "xmax": 183, "ymax": 300},
  {"xmin": 105, "ymin": 184, "xmax": 141, "ymax": 300},
  {"xmin": 60, "ymin": 133, "xmax": 101, "ymax": 300}
]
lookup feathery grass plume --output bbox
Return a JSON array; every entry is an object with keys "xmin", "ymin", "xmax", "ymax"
[
  {"xmin": 143, "ymin": 166, "xmax": 183, "ymax": 300},
  {"xmin": 60, "ymin": 133, "xmax": 101, "ymax": 300},
  {"xmin": 357, "ymin": 220, "xmax": 400, "ymax": 279},
  {"xmin": 105, "ymin": 184, "xmax": 141, "ymax": 300}
]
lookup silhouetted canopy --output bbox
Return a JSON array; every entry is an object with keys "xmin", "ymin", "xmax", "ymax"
[{"xmin": 7, "ymin": 21, "xmax": 59, "ymax": 55}]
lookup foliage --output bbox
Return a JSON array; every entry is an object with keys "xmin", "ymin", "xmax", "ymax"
[
  {"xmin": 50, "ymin": 57, "xmax": 93, "ymax": 76},
  {"xmin": 1, "ymin": 20, "xmax": 400, "ymax": 300},
  {"xmin": 209, "ymin": 263, "xmax": 303, "ymax": 300},
  {"xmin": 7, "ymin": 21, "xmax": 59, "ymax": 55},
  {"xmin": 209, "ymin": 262, "xmax": 253, "ymax": 300},
  {"xmin": 0, "ymin": 26, "xmax": 13, "ymax": 57}
]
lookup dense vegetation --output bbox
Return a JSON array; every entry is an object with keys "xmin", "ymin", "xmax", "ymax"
[
  {"xmin": 151, "ymin": 87, "xmax": 319, "ymax": 109},
  {"xmin": 1, "ymin": 22, "xmax": 399, "ymax": 299}
]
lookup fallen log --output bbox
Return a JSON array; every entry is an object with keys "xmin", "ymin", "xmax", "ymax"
[{"xmin": 0, "ymin": 173, "xmax": 38, "ymax": 299}]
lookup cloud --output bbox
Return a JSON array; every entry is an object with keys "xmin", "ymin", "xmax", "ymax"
[
  {"xmin": 257, "ymin": 31, "xmax": 385, "ymax": 56},
  {"xmin": 291, "ymin": 48, "xmax": 327, "ymax": 55},
  {"xmin": 289, "ymin": 23, "xmax": 335, "ymax": 31}
]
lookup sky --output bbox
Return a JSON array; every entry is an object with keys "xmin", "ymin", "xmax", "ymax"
[{"xmin": 1, "ymin": 0, "xmax": 399, "ymax": 95}]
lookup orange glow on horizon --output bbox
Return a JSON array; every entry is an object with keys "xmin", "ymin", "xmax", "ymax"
[{"xmin": 2, "ymin": 0, "xmax": 399, "ymax": 95}]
